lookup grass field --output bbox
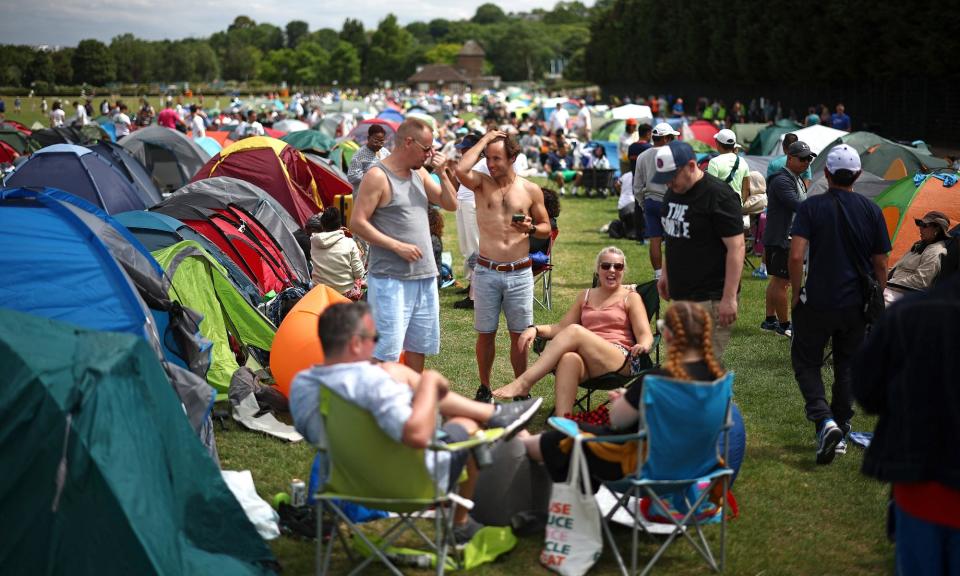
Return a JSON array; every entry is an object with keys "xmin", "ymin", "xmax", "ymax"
[{"xmin": 210, "ymin": 182, "xmax": 894, "ymax": 575}]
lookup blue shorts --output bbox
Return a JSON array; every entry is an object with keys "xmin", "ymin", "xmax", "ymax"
[
  {"xmin": 643, "ymin": 198, "xmax": 664, "ymax": 238},
  {"xmin": 473, "ymin": 264, "xmax": 533, "ymax": 334},
  {"xmin": 367, "ymin": 275, "xmax": 440, "ymax": 360}
]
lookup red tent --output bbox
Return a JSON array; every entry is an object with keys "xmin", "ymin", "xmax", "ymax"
[
  {"xmin": 191, "ymin": 136, "xmax": 321, "ymax": 227},
  {"xmin": 0, "ymin": 141, "xmax": 19, "ymax": 163},
  {"xmin": 345, "ymin": 118, "xmax": 400, "ymax": 149},
  {"xmin": 686, "ymin": 120, "xmax": 720, "ymax": 149},
  {"xmin": 304, "ymin": 153, "xmax": 352, "ymax": 208}
]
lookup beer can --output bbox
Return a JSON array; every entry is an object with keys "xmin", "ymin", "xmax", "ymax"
[{"xmin": 290, "ymin": 478, "xmax": 306, "ymax": 508}]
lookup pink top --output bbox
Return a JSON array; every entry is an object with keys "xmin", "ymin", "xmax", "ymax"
[{"xmin": 580, "ymin": 289, "xmax": 635, "ymax": 349}]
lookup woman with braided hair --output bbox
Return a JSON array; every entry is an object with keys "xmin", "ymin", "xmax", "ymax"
[{"xmin": 521, "ymin": 301, "xmax": 746, "ymax": 489}]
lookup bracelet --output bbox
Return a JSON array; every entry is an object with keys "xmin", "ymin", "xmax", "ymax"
[{"xmin": 528, "ymin": 324, "xmax": 539, "ymax": 337}]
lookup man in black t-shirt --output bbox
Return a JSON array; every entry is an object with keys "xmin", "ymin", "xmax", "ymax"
[{"xmin": 652, "ymin": 141, "xmax": 746, "ymax": 359}]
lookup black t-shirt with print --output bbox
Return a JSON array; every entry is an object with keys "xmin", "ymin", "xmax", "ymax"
[{"xmin": 662, "ymin": 172, "xmax": 744, "ymax": 301}]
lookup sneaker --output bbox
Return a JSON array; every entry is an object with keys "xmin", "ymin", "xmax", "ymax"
[
  {"xmin": 816, "ymin": 419, "xmax": 843, "ymax": 465},
  {"xmin": 776, "ymin": 323, "xmax": 792, "ymax": 338},
  {"xmin": 453, "ymin": 516, "xmax": 485, "ymax": 546},
  {"xmin": 835, "ymin": 439, "xmax": 847, "ymax": 455},
  {"xmin": 453, "ymin": 297, "xmax": 474, "ymax": 310},
  {"xmin": 455, "ymin": 284, "xmax": 470, "ymax": 295},
  {"xmin": 752, "ymin": 268, "xmax": 768, "ymax": 279},
  {"xmin": 474, "ymin": 385, "xmax": 493, "ymax": 404},
  {"xmin": 835, "ymin": 421, "xmax": 851, "ymax": 455},
  {"xmin": 487, "ymin": 397, "xmax": 543, "ymax": 439},
  {"xmin": 760, "ymin": 318, "xmax": 779, "ymax": 332}
]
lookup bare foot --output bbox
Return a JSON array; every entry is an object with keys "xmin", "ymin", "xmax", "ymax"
[{"xmin": 491, "ymin": 379, "xmax": 530, "ymax": 399}]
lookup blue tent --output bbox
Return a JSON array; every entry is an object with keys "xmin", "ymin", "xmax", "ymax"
[
  {"xmin": 0, "ymin": 186, "xmax": 217, "ymax": 448},
  {"xmin": 4, "ymin": 144, "xmax": 150, "ymax": 213},
  {"xmin": 87, "ymin": 140, "xmax": 163, "ymax": 206},
  {"xmin": 194, "ymin": 136, "xmax": 223, "ymax": 157},
  {"xmin": 377, "ymin": 108, "xmax": 405, "ymax": 123},
  {"xmin": 114, "ymin": 210, "xmax": 262, "ymax": 306}
]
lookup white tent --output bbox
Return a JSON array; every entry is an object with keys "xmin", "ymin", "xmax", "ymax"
[
  {"xmin": 272, "ymin": 119, "xmax": 309, "ymax": 133},
  {"xmin": 609, "ymin": 104, "xmax": 653, "ymax": 121},
  {"xmin": 771, "ymin": 124, "xmax": 848, "ymax": 156}
]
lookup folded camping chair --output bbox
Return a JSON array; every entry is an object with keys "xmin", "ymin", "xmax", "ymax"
[
  {"xmin": 314, "ymin": 386, "xmax": 503, "ymax": 576},
  {"xmin": 581, "ymin": 168, "xmax": 617, "ymax": 197},
  {"xmin": 532, "ymin": 227, "xmax": 560, "ymax": 311},
  {"xmin": 572, "ymin": 279, "xmax": 661, "ymax": 412},
  {"xmin": 550, "ymin": 371, "xmax": 735, "ymax": 575}
]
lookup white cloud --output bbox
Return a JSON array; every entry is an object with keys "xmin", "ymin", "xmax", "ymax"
[{"xmin": 0, "ymin": 0, "xmax": 588, "ymax": 46}]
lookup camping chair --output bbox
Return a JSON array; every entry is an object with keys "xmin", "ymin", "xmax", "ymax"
[
  {"xmin": 548, "ymin": 371, "xmax": 735, "ymax": 576},
  {"xmin": 572, "ymin": 279, "xmax": 662, "ymax": 413},
  {"xmin": 532, "ymin": 227, "xmax": 560, "ymax": 311},
  {"xmin": 314, "ymin": 386, "xmax": 503, "ymax": 576},
  {"xmin": 580, "ymin": 168, "xmax": 617, "ymax": 197}
]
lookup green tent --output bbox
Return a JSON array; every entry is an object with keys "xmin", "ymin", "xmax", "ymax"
[
  {"xmin": 329, "ymin": 140, "xmax": 360, "ymax": 173},
  {"xmin": 809, "ymin": 131, "xmax": 949, "ymax": 181},
  {"xmin": 0, "ymin": 309, "xmax": 276, "ymax": 574},
  {"xmin": 281, "ymin": 129, "xmax": 336, "ymax": 153},
  {"xmin": 730, "ymin": 122, "xmax": 768, "ymax": 148},
  {"xmin": 152, "ymin": 241, "xmax": 276, "ymax": 397},
  {"xmin": 747, "ymin": 119, "xmax": 802, "ymax": 156}
]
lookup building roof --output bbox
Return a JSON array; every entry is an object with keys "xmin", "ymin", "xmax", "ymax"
[
  {"xmin": 458, "ymin": 40, "xmax": 485, "ymax": 57},
  {"xmin": 407, "ymin": 64, "xmax": 470, "ymax": 84}
]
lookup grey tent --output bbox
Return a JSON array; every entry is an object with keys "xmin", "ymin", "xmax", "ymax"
[
  {"xmin": 807, "ymin": 170, "xmax": 894, "ymax": 199},
  {"xmin": 120, "ymin": 126, "xmax": 211, "ymax": 193},
  {"xmin": 155, "ymin": 177, "xmax": 310, "ymax": 283}
]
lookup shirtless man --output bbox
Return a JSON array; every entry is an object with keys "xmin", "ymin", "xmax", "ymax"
[
  {"xmin": 351, "ymin": 118, "xmax": 458, "ymax": 372},
  {"xmin": 456, "ymin": 130, "xmax": 550, "ymax": 402}
]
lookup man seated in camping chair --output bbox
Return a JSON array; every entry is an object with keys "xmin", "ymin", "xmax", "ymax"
[
  {"xmin": 492, "ymin": 247, "xmax": 654, "ymax": 416},
  {"xmin": 290, "ymin": 301, "xmax": 544, "ymax": 544}
]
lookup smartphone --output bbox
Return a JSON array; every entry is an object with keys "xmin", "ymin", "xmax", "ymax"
[{"xmin": 512, "ymin": 213, "xmax": 525, "ymax": 222}]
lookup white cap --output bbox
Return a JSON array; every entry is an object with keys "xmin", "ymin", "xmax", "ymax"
[
  {"xmin": 714, "ymin": 128, "xmax": 736, "ymax": 146},
  {"xmin": 826, "ymin": 144, "xmax": 861, "ymax": 174},
  {"xmin": 652, "ymin": 122, "xmax": 680, "ymax": 137}
]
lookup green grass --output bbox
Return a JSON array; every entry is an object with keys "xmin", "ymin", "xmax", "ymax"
[{"xmin": 217, "ymin": 182, "xmax": 894, "ymax": 575}]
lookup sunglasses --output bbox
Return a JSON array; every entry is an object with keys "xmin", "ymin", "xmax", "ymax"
[
  {"xmin": 599, "ymin": 262, "xmax": 625, "ymax": 271},
  {"xmin": 358, "ymin": 331, "xmax": 380, "ymax": 344},
  {"xmin": 409, "ymin": 137, "xmax": 433, "ymax": 152},
  {"xmin": 793, "ymin": 156, "xmax": 813, "ymax": 163}
]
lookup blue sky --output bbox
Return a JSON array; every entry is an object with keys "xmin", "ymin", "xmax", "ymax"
[{"xmin": 1, "ymin": 0, "xmax": 583, "ymax": 47}]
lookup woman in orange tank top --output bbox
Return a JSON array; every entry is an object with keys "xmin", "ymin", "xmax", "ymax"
[{"xmin": 493, "ymin": 246, "xmax": 654, "ymax": 416}]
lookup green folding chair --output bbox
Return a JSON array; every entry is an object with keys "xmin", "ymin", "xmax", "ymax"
[{"xmin": 314, "ymin": 386, "xmax": 503, "ymax": 575}]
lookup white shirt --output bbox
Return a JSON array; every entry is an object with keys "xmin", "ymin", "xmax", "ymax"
[
  {"xmin": 114, "ymin": 112, "xmax": 131, "ymax": 137},
  {"xmin": 246, "ymin": 121, "xmax": 264, "ymax": 137},
  {"xmin": 549, "ymin": 108, "xmax": 570, "ymax": 134},
  {"xmin": 190, "ymin": 114, "xmax": 205, "ymax": 139},
  {"xmin": 576, "ymin": 106, "xmax": 592, "ymax": 130},
  {"xmin": 618, "ymin": 172, "xmax": 635, "ymax": 211},
  {"xmin": 50, "ymin": 109, "xmax": 65, "ymax": 127},
  {"xmin": 75, "ymin": 104, "xmax": 88, "ymax": 126}
]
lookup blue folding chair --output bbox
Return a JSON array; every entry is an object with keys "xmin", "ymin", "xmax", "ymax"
[{"xmin": 549, "ymin": 371, "xmax": 735, "ymax": 575}]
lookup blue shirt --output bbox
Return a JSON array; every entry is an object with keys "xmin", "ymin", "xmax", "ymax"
[
  {"xmin": 830, "ymin": 112, "xmax": 851, "ymax": 131},
  {"xmin": 546, "ymin": 152, "xmax": 575, "ymax": 172},
  {"xmin": 791, "ymin": 189, "xmax": 891, "ymax": 309}
]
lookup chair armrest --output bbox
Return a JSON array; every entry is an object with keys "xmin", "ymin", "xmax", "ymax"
[
  {"xmin": 429, "ymin": 427, "xmax": 505, "ymax": 452},
  {"xmin": 548, "ymin": 416, "xmax": 645, "ymax": 444}
]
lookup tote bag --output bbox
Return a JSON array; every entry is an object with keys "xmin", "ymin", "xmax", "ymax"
[{"xmin": 541, "ymin": 437, "xmax": 602, "ymax": 575}]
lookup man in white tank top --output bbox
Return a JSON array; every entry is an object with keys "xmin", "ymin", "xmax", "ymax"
[{"xmin": 351, "ymin": 118, "xmax": 458, "ymax": 372}]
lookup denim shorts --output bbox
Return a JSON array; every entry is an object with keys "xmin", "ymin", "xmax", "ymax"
[
  {"xmin": 473, "ymin": 264, "xmax": 533, "ymax": 333},
  {"xmin": 643, "ymin": 198, "xmax": 664, "ymax": 238},
  {"xmin": 367, "ymin": 275, "xmax": 440, "ymax": 360}
]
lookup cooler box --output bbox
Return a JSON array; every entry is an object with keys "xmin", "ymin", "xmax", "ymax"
[{"xmin": 334, "ymin": 194, "xmax": 353, "ymax": 228}]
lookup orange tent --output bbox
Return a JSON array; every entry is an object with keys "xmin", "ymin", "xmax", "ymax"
[
  {"xmin": 875, "ymin": 173, "xmax": 960, "ymax": 265},
  {"xmin": 270, "ymin": 285, "xmax": 349, "ymax": 398}
]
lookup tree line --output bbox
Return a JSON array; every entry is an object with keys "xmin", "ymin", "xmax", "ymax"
[{"xmin": 0, "ymin": 2, "xmax": 593, "ymax": 89}]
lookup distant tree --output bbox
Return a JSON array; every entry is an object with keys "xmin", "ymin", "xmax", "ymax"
[
  {"xmin": 52, "ymin": 48, "xmax": 74, "ymax": 85},
  {"xmin": 339, "ymin": 18, "xmax": 366, "ymax": 47},
  {"xmin": 222, "ymin": 42, "xmax": 261, "ymax": 81},
  {"xmin": 365, "ymin": 14, "xmax": 416, "ymax": 83},
  {"xmin": 229, "ymin": 16, "xmax": 256, "ymax": 31},
  {"xmin": 309, "ymin": 28, "xmax": 341, "ymax": 52},
  {"xmin": 25, "ymin": 50, "xmax": 55, "ymax": 86},
  {"xmin": 72, "ymin": 39, "xmax": 115, "ymax": 85},
  {"xmin": 192, "ymin": 42, "xmax": 220, "ymax": 82},
  {"xmin": 286, "ymin": 20, "xmax": 309, "ymax": 49},
  {"xmin": 424, "ymin": 43, "xmax": 462, "ymax": 65},
  {"xmin": 293, "ymin": 41, "xmax": 330, "ymax": 85},
  {"xmin": 328, "ymin": 41, "xmax": 361, "ymax": 85},
  {"xmin": 405, "ymin": 22, "xmax": 432, "ymax": 45},
  {"xmin": 259, "ymin": 48, "xmax": 295, "ymax": 83},
  {"xmin": 543, "ymin": 1, "xmax": 591, "ymax": 24},
  {"xmin": 472, "ymin": 3, "xmax": 507, "ymax": 24},
  {"xmin": 110, "ymin": 34, "xmax": 152, "ymax": 83},
  {"xmin": 428, "ymin": 18, "xmax": 451, "ymax": 41}
]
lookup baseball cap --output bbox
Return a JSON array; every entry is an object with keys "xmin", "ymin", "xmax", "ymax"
[
  {"xmin": 787, "ymin": 141, "xmax": 816, "ymax": 159},
  {"xmin": 914, "ymin": 210, "xmax": 950, "ymax": 233},
  {"xmin": 626, "ymin": 118, "xmax": 638, "ymax": 126},
  {"xmin": 455, "ymin": 133, "xmax": 481, "ymax": 150},
  {"xmin": 714, "ymin": 129, "xmax": 736, "ymax": 146},
  {"xmin": 825, "ymin": 144, "xmax": 861, "ymax": 173},
  {"xmin": 652, "ymin": 122, "xmax": 680, "ymax": 138},
  {"xmin": 652, "ymin": 141, "xmax": 696, "ymax": 184}
]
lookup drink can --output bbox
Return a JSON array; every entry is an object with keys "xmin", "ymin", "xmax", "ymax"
[{"xmin": 290, "ymin": 478, "xmax": 306, "ymax": 508}]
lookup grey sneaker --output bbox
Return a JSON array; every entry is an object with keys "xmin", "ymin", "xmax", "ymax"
[
  {"xmin": 816, "ymin": 420, "xmax": 843, "ymax": 465},
  {"xmin": 487, "ymin": 397, "xmax": 543, "ymax": 439},
  {"xmin": 835, "ymin": 439, "xmax": 847, "ymax": 455},
  {"xmin": 453, "ymin": 516, "xmax": 484, "ymax": 546}
]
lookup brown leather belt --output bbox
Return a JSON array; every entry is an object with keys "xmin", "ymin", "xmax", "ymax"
[{"xmin": 476, "ymin": 256, "xmax": 532, "ymax": 272}]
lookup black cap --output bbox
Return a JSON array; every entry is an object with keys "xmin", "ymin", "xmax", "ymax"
[
  {"xmin": 455, "ymin": 133, "xmax": 481, "ymax": 151},
  {"xmin": 787, "ymin": 141, "xmax": 816, "ymax": 159}
]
